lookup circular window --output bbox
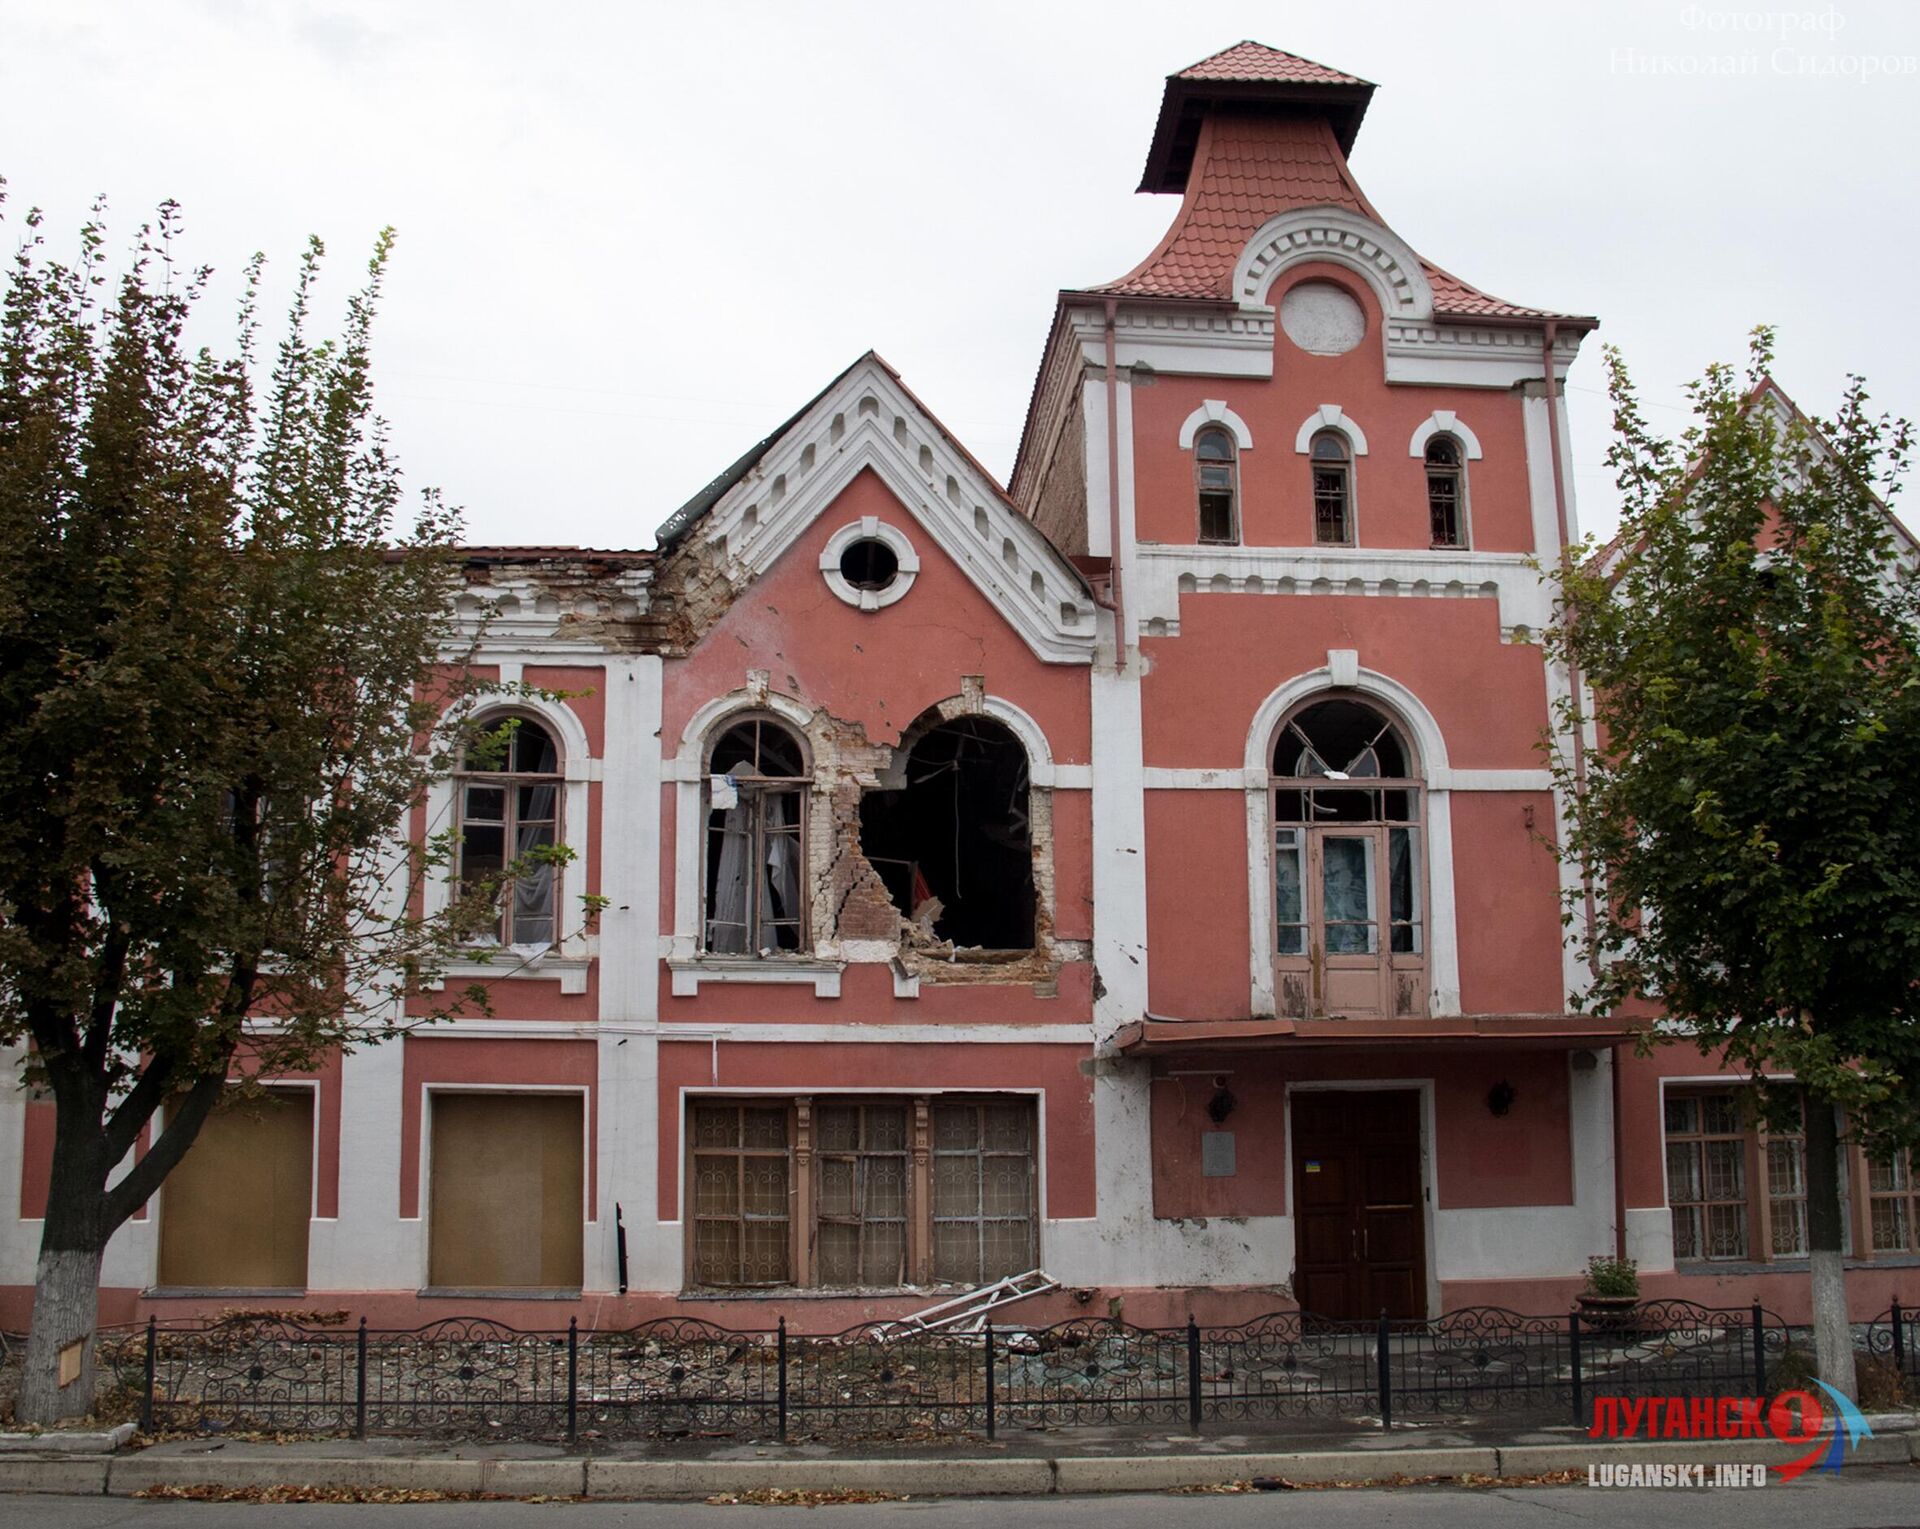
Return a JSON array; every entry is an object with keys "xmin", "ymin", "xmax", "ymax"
[
  {"xmin": 838, "ymin": 538, "xmax": 899, "ymax": 592},
  {"xmin": 1280, "ymin": 281, "xmax": 1367, "ymax": 356},
  {"xmin": 819, "ymin": 518, "xmax": 919, "ymax": 610}
]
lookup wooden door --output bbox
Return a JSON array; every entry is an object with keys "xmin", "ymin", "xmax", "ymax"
[{"xmin": 1290, "ymin": 1090, "xmax": 1425, "ymax": 1321}]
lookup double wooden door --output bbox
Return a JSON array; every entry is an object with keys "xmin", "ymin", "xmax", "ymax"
[{"xmin": 1290, "ymin": 1089, "xmax": 1426, "ymax": 1321}]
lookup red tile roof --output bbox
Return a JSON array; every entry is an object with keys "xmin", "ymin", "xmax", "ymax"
[
  {"xmin": 1175, "ymin": 41, "xmax": 1371, "ymax": 87},
  {"xmin": 1095, "ymin": 109, "xmax": 1596, "ymax": 325},
  {"xmin": 1099, "ymin": 115, "xmax": 1369, "ymax": 299}
]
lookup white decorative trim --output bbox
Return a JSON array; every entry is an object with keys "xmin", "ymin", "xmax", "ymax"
[
  {"xmin": 1292, "ymin": 404, "xmax": 1369, "ymax": 456},
  {"xmin": 671, "ymin": 356, "xmax": 1096, "ymax": 665},
  {"xmin": 818, "ymin": 516, "xmax": 921, "ymax": 611},
  {"xmin": 1177, "ymin": 400, "xmax": 1253, "ymax": 451},
  {"xmin": 667, "ymin": 959, "xmax": 844, "ymax": 998},
  {"xmin": 1241, "ymin": 665, "xmax": 1460, "ymax": 1018},
  {"xmin": 1233, "ymin": 207, "xmax": 1436, "ymax": 323},
  {"xmin": 1145, "ymin": 765, "xmax": 1547, "ymax": 794},
  {"xmin": 669, "ymin": 688, "xmax": 816, "ymax": 963},
  {"xmin": 422, "ymin": 692, "xmax": 598, "ymax": 977},
  {"xmin": 1143, "ymin": 767, "xmax": 1246, "ymax": 790},
  {"xmin": 1409, "ymin": 410, "xmax": 1484, "ymax": 460},
  {"xmin": 438, "ymin": 952, "xmax": 592, "ymax": 996},
  {"xmin": 970, "ymin": 694, "xmax": 1089, "ymax": 790}
]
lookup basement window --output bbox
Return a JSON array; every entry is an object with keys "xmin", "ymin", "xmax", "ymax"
[{"xmin": 859, "ymin": 715, "xmax": 1035, "ymax": 950}]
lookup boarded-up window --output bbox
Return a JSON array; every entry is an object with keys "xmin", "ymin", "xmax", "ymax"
[
  {"xmin": 428, "ymin": 1093, "xmax": 583, "ymax": 1289},
  {"xmin": 814, "ymin": 1102, "xmax": 909, "ymax": 1287},
  {"xmin": 158, "ymin": 1088, "xmax": 313, "ymax": 1289},
  {"xmin": 932, "ymin": 1100, "xmax": 1036, "ymax": 1285},
  {"xmin": 690, "ymin": 1103, "xmax": 791, "ymax": 1287}
]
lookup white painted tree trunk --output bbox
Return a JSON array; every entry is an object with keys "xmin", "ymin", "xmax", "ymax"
[
  {"xmin": 1803, "ymin": 1095, "xmax": 1858, "ymax": 1400},
  {"xmin": 14, "ymin": 1246, "xmax": 104, "ymax": 1426},
  {"xmin": 1808, "ymin": 1248, "xmax": 1857, "ymax": 1399}
]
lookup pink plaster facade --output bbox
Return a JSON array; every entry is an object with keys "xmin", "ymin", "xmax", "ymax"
[{"xmin": 4, "ymin": 42, "xmax": 1912, "ymax": 1336}]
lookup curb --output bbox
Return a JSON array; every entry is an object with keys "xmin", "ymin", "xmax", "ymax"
[{"xmin": 0, "ymin": 1432, "xmax": 1911, "ymax": 1499}]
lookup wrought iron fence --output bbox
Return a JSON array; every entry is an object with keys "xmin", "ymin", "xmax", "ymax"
[
  {"xmin": 102, "ymin": 1300, "xmax": 1818, "ymax": 1443},
  {"xmin": 1866, "ymin": 1300, "xmax": 1917, "ymax": 1388}
]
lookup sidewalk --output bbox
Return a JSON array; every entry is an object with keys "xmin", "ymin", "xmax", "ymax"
[{"xmin": 1, "ymin": 1413, "xmax": 1917, "ymax": 1500}]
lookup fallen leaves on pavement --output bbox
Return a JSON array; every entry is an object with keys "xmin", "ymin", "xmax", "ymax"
[{"xmin": 705, "ymin": 1488, "xmax": 910, "ymax": 1507}]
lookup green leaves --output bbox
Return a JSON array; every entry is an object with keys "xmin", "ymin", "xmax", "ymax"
[{"xmin": 1546, "ymin": 328, "xmax": 1920, "ymax": 1157}]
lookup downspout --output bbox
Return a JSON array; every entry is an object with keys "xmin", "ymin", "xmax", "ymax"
[
  {"xmin": 1103, "ymin": 297, "xmax": 1126, "ymax": 673},
  {"xmin": 1543, "ymin": 320, "xmax": 1628, "ymax": 1262}
]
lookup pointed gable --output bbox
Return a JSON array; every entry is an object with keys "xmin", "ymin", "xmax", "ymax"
[{"xmin": 655, "ymin": 355, "xmax": 1098, "ymax": 665}]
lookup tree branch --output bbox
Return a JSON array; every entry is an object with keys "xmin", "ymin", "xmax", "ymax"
[{"xmin": 101, "ymin": 1066, "xmax": 226, "ymax": 1233}]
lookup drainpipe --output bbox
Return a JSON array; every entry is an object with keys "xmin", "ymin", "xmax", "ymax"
[
  {"xmin": 1542, "ymin": 321, "xmax": 1601, "ymax": 975},
  {"xmin": 1103, "ymin": 297, "xmax": 1126, "ymax": 673},
  {"xmin": 1543, "ymin": 322, "xmax": 1628, "ymax": 1263}
]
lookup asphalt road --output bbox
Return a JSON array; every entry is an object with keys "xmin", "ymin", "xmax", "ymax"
[{"xmin": 2, "ymin": 1465, "xmax": 1918, "ymax": 1528}]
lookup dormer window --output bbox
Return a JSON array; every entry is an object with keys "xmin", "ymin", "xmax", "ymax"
[
  {"xmin": 1425, "ymin": 436, "xmax": 1467, "ymax": 548},
  {"xmin": 1194, "ymin": 426, "xmax": 1239, "ymax": 545},
  {"xmin": 1310, "ymin": 431, "xmax": 1353, "ymax": 545}
]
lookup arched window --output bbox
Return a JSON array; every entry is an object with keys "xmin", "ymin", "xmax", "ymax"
[
  {"xmin": 1425, "ymin": 435, "xmax": 1467, "ymax": 548},
  {"xmin": 1270, "ymin": 698, "xmax": 1425, "ymax": 1018},
  {"xmin": 705, "ymin": 716, "xmax": 809, "ymax": 955},
  {"xmin": 1310, "ymin": 431, "xmax": 1353, "ymax": 545},
  {"xmin": 458, "ymin": 716, "xmax": 561, "ymax": 947},
  {"xmin": 859, "ymin": 715, "xmax": 1034, "ymax": 950},
  {"xmin": 1194, "ymin": 426, "xmax": 1239, "ymax": 545}
]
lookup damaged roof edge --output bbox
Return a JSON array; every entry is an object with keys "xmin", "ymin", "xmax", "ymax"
[
  {"xmin": 653, "ymin": 353, "xmax": 872, "ymax": 553},
  {"xmin": 656, "ymin": 351, "xmax": 1096, "ymax": 599}
]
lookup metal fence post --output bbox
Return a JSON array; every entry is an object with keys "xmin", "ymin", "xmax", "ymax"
[
  {"xmin": 355, "ymin": 1317, "xmax": 368, "ymax": 1440},
  {"xmin": 566, "ymin": 1317, "xmax": 579, "ymax": 1445},
  {"xmin": 777, "ymin": 1318, "xmax": 789, "ymax": 1443},
  {"xmin": 984, "ymin": 1323, "xmax": 996, "ymax": 1442},
  {"xmin": 141, "ymin": 1315, "xmax": 156, "ymax": 1434},
  {"xmin": 1568, "ymin": 1309, "xmax": 1583, "ymax": 1429},
  {"xmin": 1376, "ymin": 1311, "xmax": 1391, "ymax": 1432},
  {"xmin": 1751, "ymin": 1303, "xmax": 1767, "ymax": 1395},
  {"xmin": 1893, "ymin": 1298, "xmax": 1907, "ymax": 1375},
  {"xmin": 1186, "ymin": 1316, "xmax": 1203, "ymax": 1433}
]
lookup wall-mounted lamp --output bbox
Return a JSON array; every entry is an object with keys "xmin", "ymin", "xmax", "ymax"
[
  {"xmin": 1486, "ymin": 1080, "xmax": 1518, "ymax": 1118},
  {"xmin": 1207, "ymin": 1087, "xmax": 1237, "ymax": 1124}
]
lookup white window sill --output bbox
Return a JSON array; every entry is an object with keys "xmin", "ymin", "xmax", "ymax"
[
  {"xmin": 434, "ymin": 949, "xmax": 592, "ymax": 996},
  {"xmin": 668, "ymin": 957, "xmax": 843, "ymax": 998}
]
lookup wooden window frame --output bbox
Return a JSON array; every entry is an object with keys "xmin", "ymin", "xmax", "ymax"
[
  {"xmin": 1664, "ymin": 1088, "xmax": 1812, "ymax": 1264},
  {"xmin": 682, "ymin": 1094, "xmax": 1038, "ymax": 1292},
  {"xmin": 689, "ymin": 1100, "xmax": 795, "ymax": 1288},
  {"xmin": 1193, "ymin": 426, "xmax": 1240, "ymax": 546},
  {"xmin": 1853, "ymin": 1144, "xmax": 1920, "ymax": 1258},
  {"xmin": 702, "ymin": 715, "xmax": 811, "ymax": 957},
  {"xmin": 455, "ymin": 713, "xmax": 564, "ymax": 947},
  {"xmin": 1268, "ymin": 700, "xmax": 1427, "ymax": 1019},
  {"xmin": 1310, "ymin": 430, "xmax": 1354, "ymax": 546},
  {"xmin": 1424, "ymin": 435, "xmax": 1469, "ymax": 549}
]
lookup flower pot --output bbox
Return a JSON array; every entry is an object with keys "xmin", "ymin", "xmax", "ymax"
[{"xmin": 1577, "ymin": 1293, "xmax": 1640, "ymax": 1331}]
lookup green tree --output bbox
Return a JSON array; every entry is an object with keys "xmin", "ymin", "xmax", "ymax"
[
  {"xmin": 1547, "ymin": 328, "xmax": 1920, "ymax": 1398},
  {"xmin": 0, "ymin": 191, "xmax": 509, "ymax": 1423}
]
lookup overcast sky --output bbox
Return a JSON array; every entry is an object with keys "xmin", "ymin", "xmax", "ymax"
[{"xmin": 4, "ymin": 0, "xmax": 1917, "ymax": 549}]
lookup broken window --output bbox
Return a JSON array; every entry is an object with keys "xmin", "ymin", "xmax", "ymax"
[
  {"xmin": 1194, "ymin": 426, "xmax": 1239, "ymax": 544},
  {"xmin": 457, "ymin": 716, "xmax": 561, "ymax": 947},
  {"xmin": 1310, "ymin": 430, "xmax": 1353, "ymax": 545},
  {"xmin": 859, "ymin": 716, "xmax": 1034, "ymax": 950},
  {"xmin": 1425, "ymin": 435, "xmax": 1467, "ymax": 547},
  {"xmin": 1271, "ymin": 698, "xmax": 1424, "ymax": 1018},
  {"xmin": 704, "ymin": 716, "xmax": 808, "ymax": 955},
  {"xmin": 684, "ymin": 1095, "xmax": 1038, "ymax": 1290}
]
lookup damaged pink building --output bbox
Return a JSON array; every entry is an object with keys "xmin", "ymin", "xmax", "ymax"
[{"xmin": 6, "ymin": 42, "xmax": 1916, "ymax": 1329}]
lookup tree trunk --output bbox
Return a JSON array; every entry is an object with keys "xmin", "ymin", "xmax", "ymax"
[
  {"xmin": 14, "ymin": 1244, "xmax": 105, "ymax": 1426},
  {"xmin": 1802, "ymin": 1093, "xmax": 1858, "ymax": 1400},
  {"xmin": 15, "ymin": 1078, "xmax": 113, "ymax": 1428}
]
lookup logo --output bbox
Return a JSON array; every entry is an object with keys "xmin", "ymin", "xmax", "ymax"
[
  {"xmin": 1587, "ymin": 1382, "xmax": 1872, "ymax": 1485},
  {"xmin": 1775, "ymin": 1380, "xmax": 1873, "ymax": 1482}
]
